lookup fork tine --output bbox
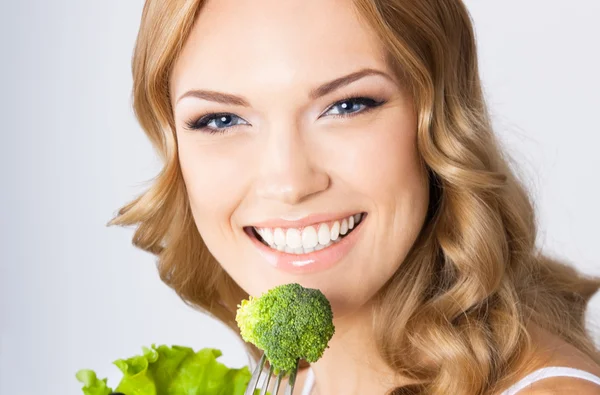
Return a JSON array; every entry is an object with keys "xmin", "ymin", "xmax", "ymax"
[
  {"xmin": 259, "ymin": 364, "xmax": 274, "ymax": 395},
  {"xmin": 272, "ymin": 371, "xmax": 284, "ymax": 394},
  {"xmin": 284, "ymin": 359, "xmax": 299, "ymax": 395},
  {"xmin": 245, "ymin": 353, "xmax": 266, "ymax": 395}
]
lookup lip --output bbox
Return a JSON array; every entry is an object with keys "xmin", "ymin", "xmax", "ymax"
[
  {"xmin": 245, "ymin": 213, "xmax": 367, "ymax": 274},
  {"xmin": 247, "ymin": 211, "xmax": 362, "ymax": 230}
]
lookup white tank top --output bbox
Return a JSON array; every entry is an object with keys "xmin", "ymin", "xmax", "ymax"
[{"xmin": 300, "ymin": 366, "xmax": 600, "ymax": 395}]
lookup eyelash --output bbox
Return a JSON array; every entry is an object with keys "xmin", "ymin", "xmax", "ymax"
[{"xmin": 183, "ymin": 95, "xmax": 386, "ymax": 134}]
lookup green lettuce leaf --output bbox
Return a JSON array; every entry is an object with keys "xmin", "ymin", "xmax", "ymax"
[
  {"xmin": 75, "ymin": 369, "xmax": 113, "ymax": 395},
  {"xmin": 76, "ymin": 345, "xmax": 259, "ymax": 395}
]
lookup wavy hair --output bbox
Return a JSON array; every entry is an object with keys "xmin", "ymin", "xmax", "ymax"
[{"xmin": 108, "ymin": 0, "xmax": 600, "ymax": 393}]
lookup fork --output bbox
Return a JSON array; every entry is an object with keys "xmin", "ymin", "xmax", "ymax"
[{"xmin": 244, "ymin": 353, "xmax": 299, "ymax": 395}]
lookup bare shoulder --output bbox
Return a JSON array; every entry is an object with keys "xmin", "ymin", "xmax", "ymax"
[
  {"xmin": 514, "ymin": 376, "xmax": 600, "ymax": 394},
  {"xmin": 510, "ymin": 324, "xmax": 600, "ymax": 394}
]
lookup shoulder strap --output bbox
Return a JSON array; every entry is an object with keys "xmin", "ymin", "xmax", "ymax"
[
  {"xmin": 501, "ymin": 366, "xmax": 600, "ymax": 395},
  {"xmin": 302, "ymin": 365, "xmax": 600, "ymax": 394}
]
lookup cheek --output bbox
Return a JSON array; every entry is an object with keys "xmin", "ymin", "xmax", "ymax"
[
  {"xmin": 366, "ymin": 122, "xmax": 428, "ymax": 233},
  {"xmin": 335, "ymin": 112, "xmax": 423, "ymax": 202},
  {"xmin": 177, "ymin": 141, "xmax": 250, "ymax": 235},
  {"xmin": 339, "ymin": 113, "xmax": 428, "ymax": 271}
]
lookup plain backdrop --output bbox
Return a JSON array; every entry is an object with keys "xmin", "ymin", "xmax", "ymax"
[{"xmin": 1, "ymin": 1, "xmax": 599, "ymax": 394}]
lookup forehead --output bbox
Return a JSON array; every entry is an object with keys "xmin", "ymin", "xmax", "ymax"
[{"xmin": 170, "ymin": 0, "xmax": 389, "ymax": 101}]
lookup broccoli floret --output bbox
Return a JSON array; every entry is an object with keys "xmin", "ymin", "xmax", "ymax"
[{"xmin": 235, "ymin": 283, "xmax": 335, "ymax": 373}]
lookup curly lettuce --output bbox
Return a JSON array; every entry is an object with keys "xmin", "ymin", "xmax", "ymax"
[{"xmin": 76, "ymin": 345, "xmax": 256, "ymax": 395}]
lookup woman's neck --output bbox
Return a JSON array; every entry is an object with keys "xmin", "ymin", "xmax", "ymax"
[{"xmin": 308, "ymin": 303, "xmax": 418, "ymax": 394}]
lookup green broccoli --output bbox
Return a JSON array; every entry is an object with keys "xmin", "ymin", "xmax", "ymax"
[{"xmin": 235, "ymin": 283, "xmax": 335, "ymax": 374}]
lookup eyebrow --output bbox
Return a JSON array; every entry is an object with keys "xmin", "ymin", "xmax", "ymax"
[{"xmin": 175, "ymin": 67, "xmax": 394, "ymax": 106}]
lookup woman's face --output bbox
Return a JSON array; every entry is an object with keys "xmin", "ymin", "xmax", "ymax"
[{"xmin": 169, "ymin": 0, "xmax": 429, "ymax": 316}]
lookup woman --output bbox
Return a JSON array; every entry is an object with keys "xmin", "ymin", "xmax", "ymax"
[{"xmin": 109, "ymin": 0, "xmax": 600, "ymax": 393}]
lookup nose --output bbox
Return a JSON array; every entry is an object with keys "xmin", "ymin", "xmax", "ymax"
[{"xmin": 254, "ymin": 124, "xmax": 329, "ymax": 205}]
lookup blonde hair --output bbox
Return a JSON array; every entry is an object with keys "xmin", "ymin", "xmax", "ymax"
[{"xmin": 109, "ymin": 0, "xmax": 600, "ymax": 394}]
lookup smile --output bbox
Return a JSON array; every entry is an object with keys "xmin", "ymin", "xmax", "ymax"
[
  {"xmin": 254, "ymin": 212, "xmax": 365, "ymax": 253},
  {"xmin": 244, "ymin": 212, "xmax": 367, "ymax": 274}
]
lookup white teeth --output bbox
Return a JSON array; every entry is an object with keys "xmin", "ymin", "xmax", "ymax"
[
  {"xmin": 253, "ymin": 213, "xmax": 365, "ymax": 253},
  {"xmin": 317, "ymin": 223, "xmax": 330, "ymax": 245},
  {"xmin": 262, "ymin": 228, "xmax": 274, "ymax": 245},
  {"xmin": 286, "ymin": 228, "xmax": 302, "ymax": 249},
  {"xmin": 274, "ymin": 228, "xmax": 286, "ymax": 246},
  {"xmin": 330, "ymin": 221, "xmax": 340, "ymax": 240},
  {"xmin": 340, "ymin": 218, "xmax": 348, "ymax": 235},
  {"xmin": 301, "ymin": 226, "xmax": 319, "ymax": 249}
]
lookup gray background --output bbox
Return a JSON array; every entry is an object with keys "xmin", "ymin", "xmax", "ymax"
[{"xmin": 1, "ymin": 1, "xmax": 598, "ymax": 394}]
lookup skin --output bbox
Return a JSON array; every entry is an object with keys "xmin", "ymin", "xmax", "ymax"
[
  {"xmin": 168, "ymin": 0, "xmax": 600, "ymax": 393},
  {"xmin": 169, "ymin": 0, "xmax": 429, "ymax": 391},
  {"xmin": 504, "ymin": 324, "xmax": 600, "ymax": 395}
]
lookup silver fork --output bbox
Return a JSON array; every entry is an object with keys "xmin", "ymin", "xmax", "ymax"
[{"xmin": 244, "ymin": 354, "xmax": 299, "ymax": 395}]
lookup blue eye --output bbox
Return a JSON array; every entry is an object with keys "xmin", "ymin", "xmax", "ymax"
[
  {"xmin": 324, "ymin": 97, "xmax": 382, "ymax": 117},
  {"xmin": 185, "ymin": 113, "xmax": 249, "ymax": 134}
]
